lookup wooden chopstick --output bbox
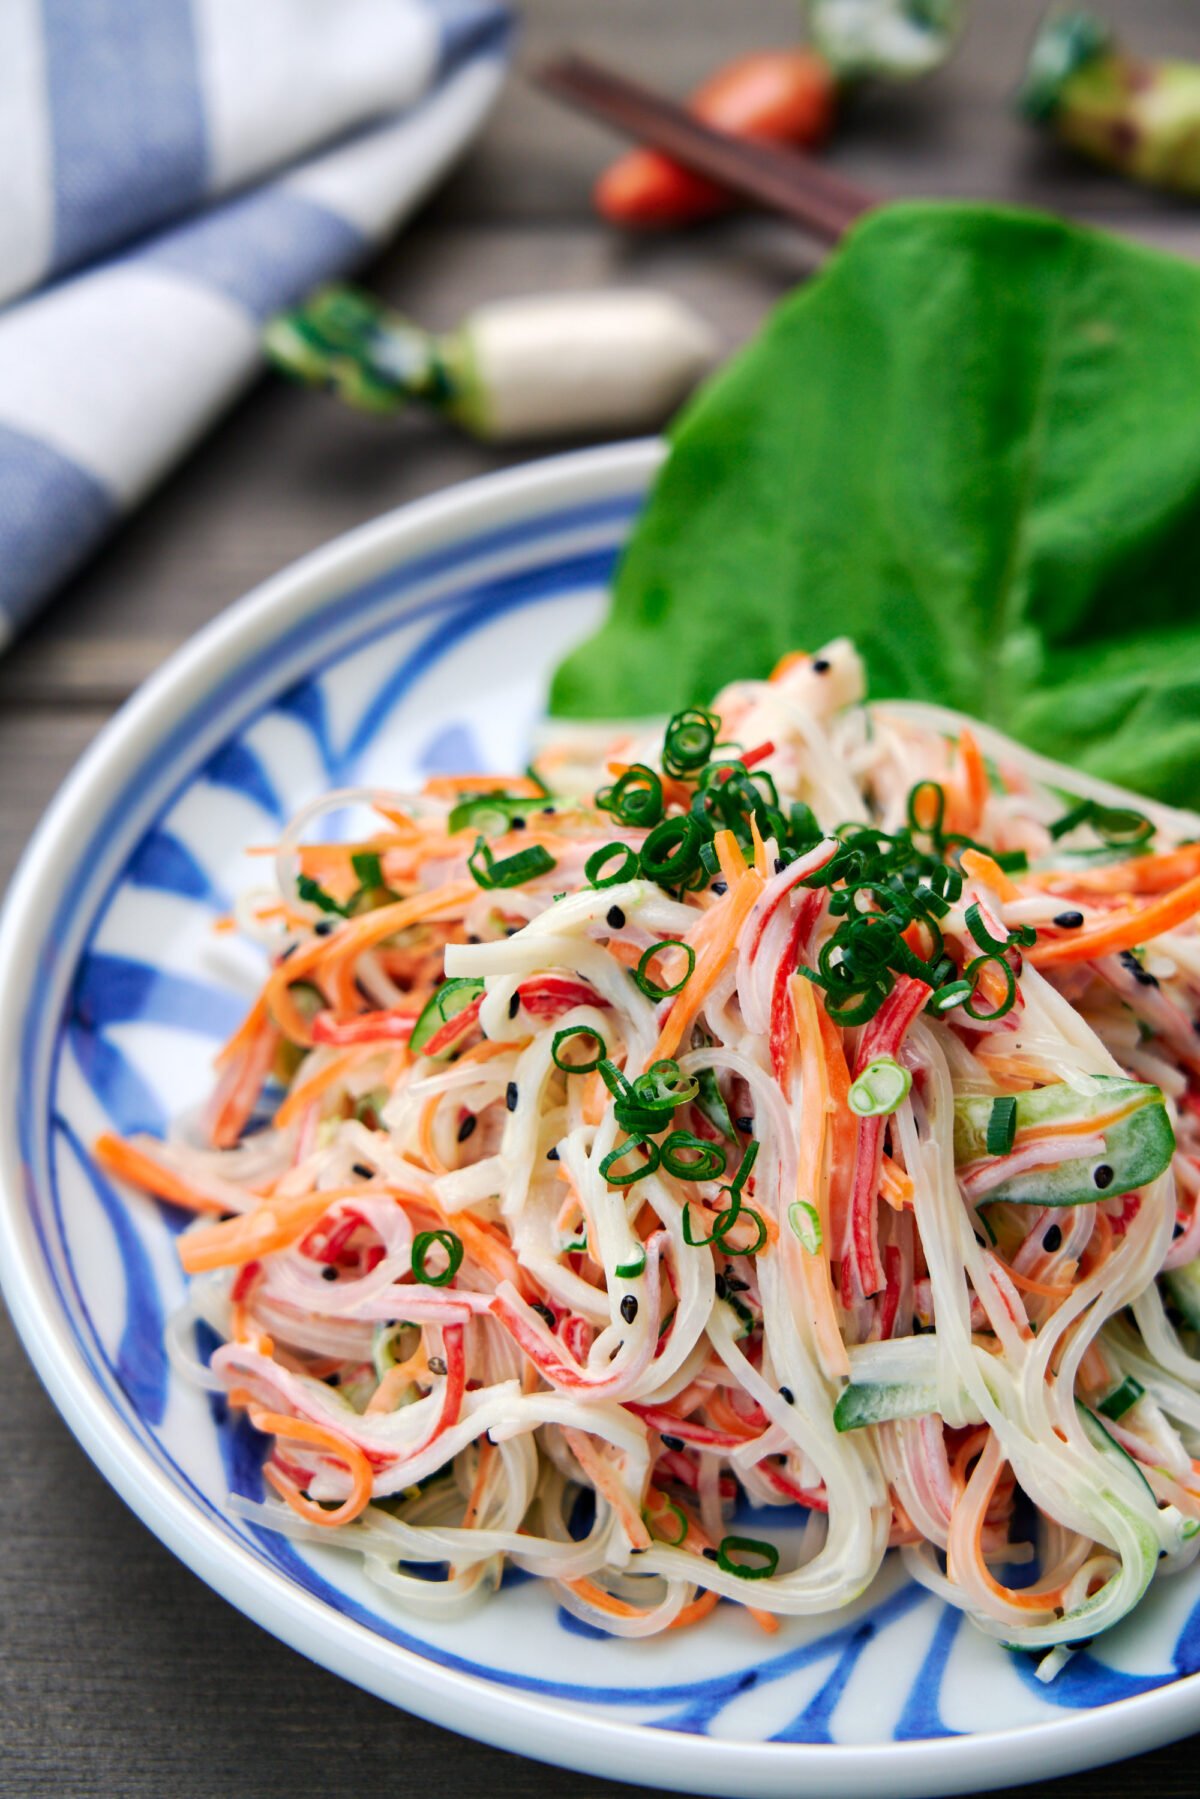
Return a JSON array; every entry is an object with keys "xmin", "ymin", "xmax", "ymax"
[{"xmin": 535, "ymin": 53, "xmax": 878, "ymax": 243}]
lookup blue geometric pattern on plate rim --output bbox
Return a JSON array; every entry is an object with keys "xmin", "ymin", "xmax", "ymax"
[{"xmin": 13, "ymin": 481, "xmax": 1200, "ymax": 1744}]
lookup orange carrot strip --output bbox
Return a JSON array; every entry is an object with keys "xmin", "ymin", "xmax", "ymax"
[
  {"xmin": 880, "ymin": 1155, "xmax": 914, "ymax": 1211},
  {"xmin": 461, "ymin": 1438, "xmax": 497, "ymax": 1530},
  {"xmin": 273, "ymin": 1045, "xmax": 379, "ymax": 1131},
  {"xmin": 789, "ymin": 976, "xmax": 848, "ymax": 1376},
  {"xmin": 652, "ymin": 838, "xmax": 763, "ymax": 1063},
  {"xmin": 178, "ymin": 1189, "xmax": 357, "ymax": 1274},
  {"xmin": 1031, "ymin": 843, "xmax": 1200, "ymax": 897},
  {"xmin": 563, "ymin": 1428, "xmax": 652, "ymax": 1550},
  {"xmin": 366, "ymin": 1346, "xmax": 430, "ymax": 1416},
  {"xmin": 1029, "ymin": 872, "xmax": 1200, "ymax": 967},
  {"xmin": 265, "ymin": 880, "xmax": 477, "ymax": 1043},
  {"xmin": 252, "ymin": 1408, "xmax": 374, "ymax": 1527},
  {"xmin": 422, "ymin": 773, "xmax": 544, "ymax": 799},
  {"xmin": 957, "ymin": 728, "xmax": 989, "ymax": 836},
  {"xmin": 960, "ymin": 849, "xmax": 1020, "ymax": 904},
  {"xmin": 94, "ymin": 1133, "xmax": 228, "ymax": 1216}
]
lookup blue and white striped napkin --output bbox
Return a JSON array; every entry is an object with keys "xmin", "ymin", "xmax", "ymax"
[{"xmin": 0, "ymin": 0, "xmax": 511, "ymax": 646}]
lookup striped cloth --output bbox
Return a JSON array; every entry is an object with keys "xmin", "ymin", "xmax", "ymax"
[{"xmin": 0, "ymin": 0, "xmax": 511, "ymax": 647}]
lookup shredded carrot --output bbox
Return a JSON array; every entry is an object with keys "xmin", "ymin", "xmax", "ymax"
[
  {"xmin": 178, "ymin": 1189, "xmax": 356, "ymax": 1274},
  {"xmin": 252, "ymin": 1408, "xmax": 374, "ymax": 1527},
  {"xmin": 789, "ymin": 976, "xmax": 848, "ymax": 1377},
  {"xmin": 264, "ymin": 880, "xmax": 477, "ymax": 1043},
  {"xmin": 960, "ymin": 848, "xmax": 1020, "ymax": 904},
  {"xmin": 417, "ymin": 1092, "xmax": 449, "ymax": 1176},
  {"xmin": 273, "ymin": 1044, "xmax": 380, "ymax": 1131},
  {"xmin": 956, "ymin": 728, "xmax": 990, "ymax": 836},
  {"xmin": 365, "ymin": 1346, "xmax": 430, "ymax": 1416},
  {"xmin": 652, "ymin": 837, "xmax": 763, "ymax": 1063},
  {"xmin": 1031, "ymin": 843, "xmax": 1200, "ymax": 897},
  {"xmin": 1030, "ymin": 871, "xmax": 1200, "ymax": 967},
  {"xmin": 880, "ymin": 1155, "xmax": 914, "ymax": 1211},
  {"xmin": 1001, "ymin": 1262, "xmax": 1076, "ymax": 1301},
  {"xmin": 562, "ymin": 1428, "xmax": 651, "ymax": 1550},
  {"xmin": 769, "ymin": 649, "xmax": 809, "ymax": 682},
  {"xmin": 461, "ymin": 1438, "xmax": 497, "ymax": 1530},
  {"xmin": 422, "ymin": 773, "xmax": 544, "ymax": 799},
  {"xmin": 94, "ymin": 1133, "xmax": 227, "ymax": 1215}
]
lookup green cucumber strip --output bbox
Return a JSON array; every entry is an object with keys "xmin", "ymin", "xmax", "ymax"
[
  {"xmin": 954, "ymin": 1076, "xmax": 1174, "ymax": 1206},
  {"xmin": 1165, "ymin": 1261, "xmax": 1200, "ymax": 1331},
  {"xmin": 409, "ymin": 977, "xmax": 485, "ymax": 1055}
]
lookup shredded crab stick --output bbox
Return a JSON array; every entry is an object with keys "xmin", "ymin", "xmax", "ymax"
[{"xmin": 96, "ymin": 640, "xmax": 1200, "ymax": 1661}]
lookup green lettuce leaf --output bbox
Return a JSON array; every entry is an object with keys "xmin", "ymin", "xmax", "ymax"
[{"xmin": 549, "ymin": 202, "xmax": 1200, "ymax": 808}]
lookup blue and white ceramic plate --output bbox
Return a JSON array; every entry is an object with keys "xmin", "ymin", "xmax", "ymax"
[{"xmin": 3, "ymin": 440, "xmax": 1199, "ymax": 1797}]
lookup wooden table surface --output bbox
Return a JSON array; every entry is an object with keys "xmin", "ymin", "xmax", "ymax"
[{"xmin": 4, "ymin": 3, "xmax": 1200, "ymax": 1794}]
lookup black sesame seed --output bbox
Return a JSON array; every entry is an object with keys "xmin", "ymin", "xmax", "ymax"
[
  {"xmin": 1174, "ymin": 1221, "xmax": 1186, "ymax": 1239},
  {"xmin": 467, "ymin": 933, "xmax": 481, "ymax": 944},
  {"xmin": 510, "ymin": 817, "xmax": 526, "ymax": 831},
  {"xmin": 702, "ymin": 1546, "xmax": 719, "ymax": 1561},
  {"xmin": 457, "ymin": 1114, "xmax": 477, "ymax": 1143},
  {"xmin": 620, "ymin": 1294, "xmax": 639, "ymax": 1324},
  {"xmin": 352, "ymin": 1161, "xmax": 373, "ymax": 1178},
  {"xmin": 543, "ymin": 806, "xmax": 557, "ymax": 816},
  {"xmin": 735, "ymin": 1114, "xmax": 753, "ymax": 1133},
  {"xmin": 774, "ymin": 857, "xmax": 786, "ymax": 875},
  {"xmin": 508, "ymin": 991, "xmax": 520, "ymax": 1019},
  {"xmin": 427, "ymin": 1355, "xmax": 447, "ymax": 1376},
  {"xmin": 661, "ymin": 1434, "xmax": 685, "ymax": 1452},
  {"xmin": 506, "ymin": 1081, "xmax": 519, "ymax": 1112},
  {"xmin": 779, "ymin": 1386, "xmax": 795, "ymax": 1405},
  {"xmin": 546, "ymin": 1146, "xmax": 560, "ymax": 1162},
  {"xmin": 811, "ymin": 658, "xmax": 831, "ymax": 674},
  {"xmin": 1053, "ymin": 910, "xmax": 1084, "ymax": 929},
  {"xmin": 532, "ymin": 1300, "xmax": 556, "ymax": 1328},
  {"xmin": 1042, "ymin": 1224, "xmax": 1063, "ymax": 1253},
  {"xmin": 711, "ymin": 880, "xmax": 728, "ymax": 896},
  {"xmin": 314, "ymin": 920, "xmax": 334, "ymax": 937},
  {"xmin": 714, "ymin": 1272, "xmax": 728, "ymax": 1300},
  {"xmin": 321, "ymin": 1266, "xmax": 338, "ymax": 1282},
  {"xmin": 1093, "ymin": 1164, "xmax": 1115, "ymax": 1190},
  {"xmin": 607, "ymin": 905, "xmax": 626, "ymax": 930},
  {"xmin": 328, "ymin": 1373, "xmax": 340, "ymax": 1387},
  {"xmin": 279, "ymin": 943, "xmax": 298, "ymax": 962},
  {"xmin": 725, "ymin": 1277, "xmax": 749, "ymax": 1293}
]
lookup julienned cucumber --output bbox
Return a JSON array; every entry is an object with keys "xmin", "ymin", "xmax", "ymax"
[
  {"xmin": 1165, "ymin": 1260, "xmax": 1200, "ymax": 1330},
  {"xmin": 833, "ymin": 1339, "xmax": 983, "ymax": 1432},
  {"xmin": 409, "ymin": 977, "xmax": 485, "ymax": 1056},
  {"xmin": 954, "ymin": 1076, "xmax": 1174, "ymax": 1206}
]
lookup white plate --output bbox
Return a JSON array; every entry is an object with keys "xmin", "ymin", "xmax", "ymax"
[{"xmin": 2, "ymin": 439, "xmax": 1199, "ymax": 1796}]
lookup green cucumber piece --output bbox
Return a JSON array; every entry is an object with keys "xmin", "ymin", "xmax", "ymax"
[
  {"xmin": 1165, "ymin": 1260, "xmax": 1200, "ymax": 1331},
  {"xmin": 954, "ymin": 1076, "xmax": 1174, "ymax": 1206},
  {"xmin": 409, "ymin": 977, "xmax": 485, "ymax": 1055}
]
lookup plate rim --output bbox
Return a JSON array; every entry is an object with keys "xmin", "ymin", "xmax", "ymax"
[{"xmin": 2, "ymin": 436, "xmax": 1198, "ymax": 1797}]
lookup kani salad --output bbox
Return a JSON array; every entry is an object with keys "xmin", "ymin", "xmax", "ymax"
[{"xmin": 99, "ymin": 639, "xmax": 1200, "ymax": 1667}]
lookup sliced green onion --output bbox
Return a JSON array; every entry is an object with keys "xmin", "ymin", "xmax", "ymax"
[
  {"xmin": 663, "ymin": 708, "xmax": 719, "ymax": 777},
  {"xmin": 787, "ymin": 1200, "xmax": 823, "ymax": 1253},
  {"xmin": 351, "ymin": 850, "xmax": 383, "ymax": 890},
  {"xmin": 992, "ymin": 849, "xmax": 1030, "ymax": 874},
  {"xmin": 716, "ymin": 1534, "xmax": 779, "ymax": 1580},
  {"xmin": 585, "ymin": 842, "xmax": 639, "ymax": 888},
  {"xmin": 682, "ymin": 1204, "xmax": 719, "ymax": 1247},
  {"xmin": 468, "ymin": 836, "xmax": 556, "ymax": 890},
  {"xmin": 963, "ymin": 952, "xmax": 1017, "ymax": 1021},
  {"xmin": 639, "ymin": 815, "xmax": 704, "ymax": 886},
  {"xmin": 614, "ymin": 1249, "xmax": 647, "ymax": 1278},
  {"xmin": 986, "ymin": 1095, "xmax": 1018, "ymax": 1157},
  {"xmin": 930, "ymin": 978, "xmax": 973, "ymax": 1013},
  {"xmin": 847, "ymin": 1055, "xmax": 912, "ymax": 1118},
  {"xmin": 597, "ymin": 764, "xmax": 663, "ymax": 829},
  {"xmin": 725, "ymin": 1139, "xmax": 759, "ymax": 1203},
  {"xmin": 298, "ymin": 873, "xmax": 347, "ymax": 916},
  {"xmin": 716, "ymin": 1206, "xmax": 768, "ymax": 1256},
  {"xmin": 551, "ymin": 1024, "xmax": 607, "ymax": 1074},
  {"xmin": 695, "ymin": 1067, "xmax": 736, "ymax": 1140},
  {"xmin": 599, "ymin": 1138, "xmax": 660, "ymax": 1187},
  {"xmin": 1097, "ymin": 1376, "xmax": 1145, "ymax": 1422},
  {"xmin": 907, "ymin": 780, "xmax": 946, "ymax": 841},
  {"xmin": 1049, "ymin": 799, "xmax": 1154, "ymax": 848},
  {"xmin": 660, "ymin": 1132, "xmax": 726, "ymax": 1182},
  {"xmin": 411, "ymin": 1229, "xmax": 463, "ymax": 1286},
  {"xmin": 645, "ymin": 1498, "xmax": 688, "ymax": 1546},
  {"xmin": 634, "ymin": 940, "xmax": 696, "ymax": 1000},
  {"xmin": 409, "ymin": 977, "xmax": 484, "ymax": 1054}
]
